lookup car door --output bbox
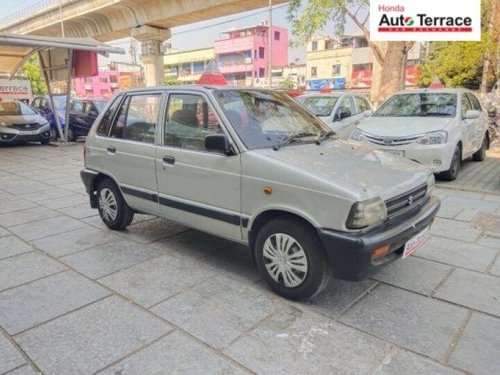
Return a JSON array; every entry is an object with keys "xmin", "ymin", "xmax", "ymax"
[
  {"xmin": 103, "ymin": 91, "xmax": 163, "ymax": 215},
  {"xmin": 69, "ymin": 101, "xmax": 86, "ymax": 136},
  {"xmin": 331, "ymin": 96, "xmax": 358, "ymax": 139},
  {"xmin": 155, "ymin": 91, "xmax": 242, "ymax": 241},
  {"xmin": 466, "ymin": 92, "xmax": 488, "ymax": 151},
  {"xmin": 460, "ymin": 93, "xmax": 476, "ymax": 156}
]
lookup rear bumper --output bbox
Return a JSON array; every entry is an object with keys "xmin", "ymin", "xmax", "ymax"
[
  {"xmin": 80, "ymin": 168, "xmax": 99, "ymax": 208},
  {"xmin": 318, "ymin": 196, "xmax": 440, "ymax": 281}
]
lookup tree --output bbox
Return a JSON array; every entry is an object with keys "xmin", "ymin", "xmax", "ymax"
[
  {"xmin": 279, "ymin": 76, "xmax": 297, "ymax": 90},
  {"xmin": 164, "ymin": 76, "xmax": 182, "ymax": 85},
  {"xmin": 288, "ymin": 0, "xmax": 414, "ymax": 104},
  {"xmin": 22, "ymin": 55, "xmax": 47, "ymax": 95}
]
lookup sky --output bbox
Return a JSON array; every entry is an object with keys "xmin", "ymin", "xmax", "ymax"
[{"xmin": 0, "ymin": 0, "xmax": 359, "ymax": 65}]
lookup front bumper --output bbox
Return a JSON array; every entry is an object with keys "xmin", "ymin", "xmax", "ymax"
[
  {"xmin": 0, "ymin": 124, "xmax": 51, "ymax": 143},
  {"xmin": 318, "ymin": 196, "xmax": 440, "ymax": 281}
]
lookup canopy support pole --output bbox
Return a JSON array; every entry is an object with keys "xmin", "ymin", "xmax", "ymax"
[
  {"xmin": 38, "ymin": 51, "xmax": 64, "ymax": 141},
  {"xmin": 63, "ymin": 49, "xmax": 73, "ymax": 142}
]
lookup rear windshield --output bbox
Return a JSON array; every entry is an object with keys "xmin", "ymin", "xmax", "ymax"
[
  {"xmin": 373, "ymin": 93, "xmax": 457, "ymax": 117},
  {"xmin": 297, "ymin": 96, "xmax": 339, "ymax": 116},
  {"xmin": 0, "ymin": 101, "xmax": 37, "ymax": 116}
]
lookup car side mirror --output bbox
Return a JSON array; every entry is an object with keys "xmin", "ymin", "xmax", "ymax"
[
  {"xmin": 339, "ymin": 109, "xmax": 351, "ymax": 120},
  {"xmin": 487, "ymin": 107, "xmax": 497, "ymax": 117},
  {"xmin": 362, "ymin": 110, "xmax": 373, "ymax": 117},
  {"xmin": 205, "ymin": 134, "xmax": 233, "ymax": 155},
  {"xmin": 463, "ymin": 110, "xmax": 480, "ymax": 120}
]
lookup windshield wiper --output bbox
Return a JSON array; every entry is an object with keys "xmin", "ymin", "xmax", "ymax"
[
  {"xmin": 273, "ymin": 132, "xmax": 317, "ymax": 150},
  {"xmin": 316, "ymin": 130, "xmax": 335, "ymax": 145}
]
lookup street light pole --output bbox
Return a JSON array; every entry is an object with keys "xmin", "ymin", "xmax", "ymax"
[{"xmin": 268, "ymin": 0, "xmax": 272, "ymax": 88}]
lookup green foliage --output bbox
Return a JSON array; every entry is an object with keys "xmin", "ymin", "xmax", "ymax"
[
  {"xmin": 279, "ymin": 77, "xmax": 297, "ymax": 90},
  {"xmin": 164, "ymin": 76, "xmax": 182, "ymax": 85},
  {"xmin": 22, "ymin": 55, "xmax": 47, "ymax": 95}
]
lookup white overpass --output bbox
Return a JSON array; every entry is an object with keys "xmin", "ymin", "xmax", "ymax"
[{"xmin": 0, "ymin": 0, "xmax": 287, "ymax": 85}]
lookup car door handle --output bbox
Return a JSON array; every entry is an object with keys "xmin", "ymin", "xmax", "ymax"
[
  {"xmin": 107, "ymin": 146, "xmax": 116, "ymax": 154},
  {"xmin": 163, "ymin": 155, "xmax": 175, "ymax": 165}
]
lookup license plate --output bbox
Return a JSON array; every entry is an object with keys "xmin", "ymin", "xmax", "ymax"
[
  {"xmin": 20, "ymin": 130, "xmax": 38, "ymax": 135},
  {"xmin": 383, "ymin": 149, "xmax": 405, "ymax": 157},
  {"xmin": 402, "ymin": 226, "xmax": 430, "ymax": 258}
]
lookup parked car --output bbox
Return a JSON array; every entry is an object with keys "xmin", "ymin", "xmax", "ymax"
[
  {"xmin": 68, "ymin": 99, "xmax": 107, "ymax": 141},
  {"xmin": 81, "ymin": 86, "xmax": 439, "ymax": 300},
  {"xmin": 297, "ymin": 92, "xmax": 373, "ymax": 139},
  {"xmin": 0, "ymin": 100, "xmax": 51, "ymax": 145},
  {"xmin": 350, "ymin": 89, "xmax": 490, "ymax": 181},
  {"xmin": 31, "ymin": 95, "xmax": 66, "ymax": 138}
]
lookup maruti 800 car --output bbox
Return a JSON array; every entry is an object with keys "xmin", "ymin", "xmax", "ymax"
[{"xmin": 81, "ymin": 87, "xmax": 440, "ymax": 300}]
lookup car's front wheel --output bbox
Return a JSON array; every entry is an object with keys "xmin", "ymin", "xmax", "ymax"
[
  {"xmin": 472, "ymin": 134, "xmax": 487, "ymax": 161},
  {"xmin": 439, "ymin": 145, "xmax": 461, "ymax": 181},
  {"xmin": 255, "ymin": 217, "xmax": 332, "ymax": 300},
  {"xmin": 96, "ymin": 179, "xmax": 134, "ymax": 230}
]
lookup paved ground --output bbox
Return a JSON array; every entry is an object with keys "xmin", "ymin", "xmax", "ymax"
[{"xmin": 0, "ymin": 143, "xmax": 499, "ymax": 375}]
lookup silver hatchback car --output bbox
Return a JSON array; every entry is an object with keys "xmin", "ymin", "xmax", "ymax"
[{"xmin": 81, "ymin": 86, "xmax": 440, "ymax": 300}]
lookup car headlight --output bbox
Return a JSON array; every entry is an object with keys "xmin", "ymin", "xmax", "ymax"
[
  {"xmin": 426, "ymin": 174, "xmax": 435, "ymax": 197},
  {"xmin": 347, "ymin": 197, "xmax": 387, "ymax": 229},
  {"xmin": 416, "ymin": 131, "xmax": 447, "ymax": 145},
  {"xmin": 350, "ymin": 128, "xmax": 366, "ymax": 141}
]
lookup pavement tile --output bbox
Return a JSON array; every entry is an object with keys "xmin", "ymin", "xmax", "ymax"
[
  {"xmin": 0, "ymin": 333, "xmax": 25, "ymax": 374},
  {"xmin": 305, "ymin": 279, "xmax": 375, "ymax": 319},
  {"xmin": 0, "ymin": 206, "xmax": 60, "ymax": 227},
  {"xmin": 373, "ymin": 256, "xmax": 452, "ymax": 295},
  {"xmin": 0, "ymin": 271, "xmax": 110, "ymax": 334},
  {"xmin": 0, "ymin": 236, "xmax": 33, "ymax": 260},
  {"xmin": 0, "ymin": 200, "xmax": 38, "ymax": 215},
  {"xmin": 434, "ymin": 269, "xmax": 500, "ymax": 317},
  {"xmin": 430, "ymin": 217, "xmax": 482, "ymax": 243},
  {"xmin": 224, "ymin": 305, "xmax": 388, "ymax": 374},
  {"xmin": 200, "ymin": 245, "xmax": 261, "ymax": 284},
  {"xmin": 56, "ymin": 204, "xmax": 98, "ymax": 219},
  {"xmin": 339, "ymin": 284, "xmax": 468, "ymax": 360},
  {"xmin": 83, "ymin": 213, "xmax": 156, "ymax": 230},
  {"xmin": 19, "ymin": 188, "xmax": 75, "ymax": 203},
  {"xmin": 449, "ymin": 313, "xmax": 500, "ymax": 375},
  {"xmin": 477, "ymin": 233, "xmax": 500, "ymax": 248},
  {"xmin": 97, "ymin": 331, "xmax": 245, "ymax": 375},
  {"xmin": 36, "ymin": 194, "xmax": 89, "ymax": 210},
  {"xmin": 415, "ymin": 236, "xmax": 498, "ymax": 272},
  {"xmin": 15, "ymin": 296, "xmax": 172, "ymax": 375},
  {"xmin": 374, "ymin": 349, "xmax": 463, "ymax": 374},
  {"xmin": 440, "ymin": 196, "xmax": 500, "ymax": 213},
  {"xmin": 4, "ymin": 365, "xmax": 39, "ymax": 375},
  {"xmin": 152, "ymin": 277, "xmax": 277, "ymax": 349},
  {"xmin": 60, "ymin": 240, "xmax": 162, "ymax": 279},
  {"xmin": 453, "ymin": 208, "xmax": 479, "ymax": 222},
  {"xmin": 0, "ymin": 226, "xmax": 9, "ymax": 237},
  {"xmin": 121, "ymin": 218, "xmax": 188, "ymax": 244},
  {"xmin": 0, "ymin": 252, "xmax": 66, "ymax": 292},
  {"xmin": 9, "ymin": 216, "xmax": 87, "ymax": 241},
  {"xmin": 491, "ymin": 256, "xmax": 500, "ymax": 277},
  {"xmin": 99, "ymin": 254, "xmax": 214, "ymax": 308},
  {"xmin": 150, "ymin": 229, "xmax": 234, "ymax": 260},
  {"xmin": 31, "ymin": 226, "xmax": 118, "ymax": 258}
]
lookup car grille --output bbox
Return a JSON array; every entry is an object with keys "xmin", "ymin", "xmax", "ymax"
[
  {"xmin": 365, "ymin": 134, "xmax": 420, "ymax": 146},
  {"xmin": 385, "ymin": 184, "xmax": 427, "ymax": 220},
  {"xmin": 10, "ymin": 123, "xmax": 42, "ymax": 131}
]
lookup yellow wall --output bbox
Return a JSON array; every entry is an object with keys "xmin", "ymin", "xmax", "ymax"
[
  {"xmin": 164, "ymin": 47, "xmax": 215, "ymax": 83},
  {"xmin": 306, "ymin": 47, "xmax": 353, "ymax": 81}
]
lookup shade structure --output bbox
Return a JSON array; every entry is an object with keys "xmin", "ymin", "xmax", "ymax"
[{"xmin": 197, "ymin": 72, "xmax": 228, "ymax": 85}]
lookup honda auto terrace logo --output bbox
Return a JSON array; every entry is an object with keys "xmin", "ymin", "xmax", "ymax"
[{"xmin": 370, "ymin": 0, "xmax": 481, "ymax": 41}]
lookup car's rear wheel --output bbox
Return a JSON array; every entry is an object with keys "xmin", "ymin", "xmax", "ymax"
[
  {"xmin": 472, "ymin": 134, "xmax": 487, "ymax": 161},
  {"xmin": 440, "ymin": 145, "xmax": 461, "ymax": 181},
  {"xmin": 96, "ymin": 179, "xmax": 134, "ymax": 230},
  {"xmin": 255, "ymin": 217, "xmax": 332, "ymax": 300}
]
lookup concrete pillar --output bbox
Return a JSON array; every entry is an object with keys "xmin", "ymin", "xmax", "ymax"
[{"xmin": 131, "ymin": 25, "xmax": 170, "ymax": 87}]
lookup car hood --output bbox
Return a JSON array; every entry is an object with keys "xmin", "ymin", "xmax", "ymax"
[
  {"xmin": 358, "ymin": 116, "xmax": 453, "ymax": 137},
  {"xmin": 0, "ymin": 114, "xmax": 44, "ymax": 124},
  {"xmin": 256, "ymin": 140, "xmax": 430, "ymax": 200}
]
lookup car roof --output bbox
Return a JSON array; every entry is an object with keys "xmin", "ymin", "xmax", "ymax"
[
  {"xmin": 392, "ymin": 88, "xmax": 471, "ymax": 95},
  {"xmin": 115, "ymin": 85, "xmax": 284, "ymax": 95}
]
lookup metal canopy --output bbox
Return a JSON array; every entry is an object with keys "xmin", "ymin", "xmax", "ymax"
[{"xmin": 0, "ymin": 33, "xmax": 125, "ymax": 76}]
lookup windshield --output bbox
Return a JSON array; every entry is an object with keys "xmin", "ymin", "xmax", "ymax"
[
  {"xmin": 0, "ymin": 101, "xmax": 37, "ymax": 116},
  {"xmin": 374, "ymin": 93, "xmax": 457, "ymax": 117},
  {"xmin": 94, "ymin": 101, "xmax": 107, "ymax": 112},
  {"xmin": 297, "ymin": 96, "xmax": 339, "ymax": 116},
  {"xmin": 53, "ymin": 96, "xmax": 67, "ymax": 110},
  {"xmin": 215, "ymin": 89, "xmax": 329, "ymax": 150}
]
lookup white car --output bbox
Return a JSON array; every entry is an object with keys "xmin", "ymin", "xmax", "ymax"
[
  {"xmin": 350, "ymin": 89, "xmax": 490, "ymax": 180},
  {"xmin": 297, "ymin": 92, "xmax": 373, "ymax": 139}
]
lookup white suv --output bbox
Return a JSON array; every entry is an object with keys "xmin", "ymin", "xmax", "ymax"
[
  {"xmin": 350, "ymin": 89, "xmax": 490, "ymax": 180},
  {"xmin": 81, "ymin": 86, "xmax": 440, "ymax": 300}
]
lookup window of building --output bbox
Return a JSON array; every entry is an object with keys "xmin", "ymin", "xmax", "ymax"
[
  {"xmin": 274, "ymin": 31, "xmax": 280, "ymax": 41},
  {"xmin": 312, "ymin": 41, "xmax": 318, "ymax": 51},
  {"xmin": 84, "ymin": 77, "xmax": 92, "ymax": 83},
  {"xmin": 181, "ymin": 63, "xmax": 192, "ymax": 75},
  {"xmin": 259, "ymin": 68, "xmax": 265, "ymax": 78},
  {"xmin": 110, "ymin": 94, "xmax": 161, "ymax": 144},
  {"xmin": 96, "ymin": 95, "xmax": 122, "ymax": 137},
  {"xmin": 109, "ymin": 75, "xmax": 118, "ymax": 83},
  {"xmin": 165, "ymin": 94, "xmax": 221, "ymax": 151},
  {"xmin": 259, "ymin": 47, "xmax": 265, "ymax": 59},
  {"xmin": 332, "ymin": 64, "xmax": 341, "ymax": 75},
  {"xmin": 193, "ymin": 61, "xmax": 204, "ymax": 74},
  {"xmin": 100, "ymin": 77, "xmax": 108, "ymax": 83},
  {"xmin": 311, "ymin": 67, "xmax": 317, "ymax": 77}
]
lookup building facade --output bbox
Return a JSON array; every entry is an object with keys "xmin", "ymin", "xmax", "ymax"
[
  {"xmin": 214, "ymin": 23, "xmax": 288, "ymax": 86},
  {"xmin": 164, "ymin": 47, "xmax": 216, "ymax": 84}
]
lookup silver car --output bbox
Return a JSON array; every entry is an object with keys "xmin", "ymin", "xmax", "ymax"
[
  {"xmin": 297, "ymin": 92, "xmax": 373, "ymax": 139},
  {"xmin": 81, "ymin": 86, "xmax": 440, "ymax": 300},
  {"xmin": 0, "ymin": 100, "xmax": 51, "ymax": 145}
]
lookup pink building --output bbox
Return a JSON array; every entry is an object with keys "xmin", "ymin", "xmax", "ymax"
[
  {"xmin": 214, "ymin": 23, "xmax": 288, "ymax": 85},
  {"xmin": 73, "ymin": 69, "xmax": 120, "ymax": 99}
]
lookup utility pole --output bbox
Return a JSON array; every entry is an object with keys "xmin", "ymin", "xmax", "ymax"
[
  {"xmin": 268, "ymin": 0, "xmax": 272, "ymax": 88},
  {"xmin": 59, "ymin": 0, "xmax": 65, "ymax": 37}
]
